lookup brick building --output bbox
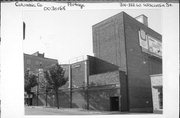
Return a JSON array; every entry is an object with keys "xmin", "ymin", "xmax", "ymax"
[
  {"xmin": 24, "ymin": 51, "xmax": 58, "ymax": 73},
  {"xmin": 26, "ymin": 55, "xmax": 124, "ymax": 111},
  {"xmin": 24, "ymin": 51, "xmax": 58, "ymax": 105},
  {"xmin": 67, "ymin": 55, "xmax": 125, "ymax": 111},
  {"xmin": 92, "ymin": 12, "xmax": 162, "ymax": 112}
]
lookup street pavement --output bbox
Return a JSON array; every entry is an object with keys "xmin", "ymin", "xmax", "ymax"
[
  {"xmin": 25, "ymin": 106, "xmax": 162, "ymax": 115},
  {"xmin": 25, "ymin": 106, "xmax": 109, "ymax": 115}
]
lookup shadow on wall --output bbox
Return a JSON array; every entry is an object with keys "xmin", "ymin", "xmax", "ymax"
[
  {"xmin": 58, "ymin": 90, "xmax": 79, "ymax": 108},
  {"xmin": 31, "ymin": 85, "xmax": 119, "ymax": 111},
  {"xmin": 71, "ymin": 87, "xmax": 112, "ymax": 110},
  {"xmin": 72, "ymin": 89, "xmax": 87, "ymax": 109},
  {"xmin": 88, "ymin": 89, "xmax": 110, "ymax": 111},
  {"xmin": 32, "ymin": 90, "xmax": 79, "ymax": 108},
  {"xmin": 88, "ymin": 87, "xmax": 119, "ymax": 111},
  {"xmin": 72, "ymin": 82, "xmax": 120, "ymax": 111}
]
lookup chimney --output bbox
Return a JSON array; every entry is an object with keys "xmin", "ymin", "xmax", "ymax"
[{"xmin": 135, "ymin": 14, "xmax": 148, "ymax": 27}]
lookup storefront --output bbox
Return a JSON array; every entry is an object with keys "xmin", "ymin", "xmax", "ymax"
[{"xmin": 150, "ymin": 74, "xmax": 163, "ymax": 113}]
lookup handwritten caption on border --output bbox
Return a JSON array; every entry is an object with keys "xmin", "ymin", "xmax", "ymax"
[
  {"xmin": 15, "ymin": 2, "xmax": 85, "ymax": 11},
  {"xmin": 119, "ymin": 2, "xmax": 173, "ymax": 7},
  {"xmin": 14, "ymin": 2, "xmax": 173, "ymax": 11}
]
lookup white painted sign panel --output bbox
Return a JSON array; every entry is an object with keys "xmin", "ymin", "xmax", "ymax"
[
  {"xmin": 148, "ymin": 35, "xmax": 162, "ymax": 57},
  {"xmin": 138, "ymin": 29, "xmax": 162, "ymax": 58},
  {"xmin": 139, "ymin": 29, "xmax": 148, "ymax": 49}
]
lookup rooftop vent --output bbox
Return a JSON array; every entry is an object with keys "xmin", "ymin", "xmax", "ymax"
[{"xmin": 135, "ymin": 14, "xmax": 148, "ymax": 27}]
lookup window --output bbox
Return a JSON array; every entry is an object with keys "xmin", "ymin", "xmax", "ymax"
[
  {"xmin": 35, "ymin": 61, "xmax": 39, "ymax": 65},
  {"xmin": 27, "ymin": 59, "xmax": 31, "ymax": 65}
]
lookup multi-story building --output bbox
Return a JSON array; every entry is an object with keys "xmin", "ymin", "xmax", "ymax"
[
  {"xmin": 92, "ymin": 12, "xmax": 162, "ymax": 112},
  {"xmin": 24, "ymin": 51, "xmax": 58, "ymax": 73},
  {"xmin": 24, "ymin": 51, "xmax": 58, "ymax": 105}
]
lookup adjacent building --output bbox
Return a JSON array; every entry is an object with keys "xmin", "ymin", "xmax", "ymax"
[
  {"xmin": 24, "ymin": 51, "xmax": 58, "ymax": 73},
  {"xmin": 68, "ymin": 55, "xmax": 124, "ymax": 111},
  {"xmin": 24, "ymin": 51, "xmax": 58, "ymax": 105}
]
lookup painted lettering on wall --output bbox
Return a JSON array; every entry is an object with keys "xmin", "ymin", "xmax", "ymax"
[{"xmin": 139, "ymin": 29, "xmax": 162, "ymax": 58}]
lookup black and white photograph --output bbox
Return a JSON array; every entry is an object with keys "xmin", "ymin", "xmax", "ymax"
[
  {"xmin": 0, "ymin": 1, "xmax": 179, "ymax": 118},
  {"xmin": 23, "ymin": 9, "xmax": 163, "ymax": 115}
]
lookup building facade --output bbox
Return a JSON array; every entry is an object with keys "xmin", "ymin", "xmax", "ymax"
[
  {"xmin": 26, "ymin": 55, "xmax": 124, "ymax": 111},
  {"xmin": 68, "ymin": 56, "xmax": 124, "ymax": 111},
  {"xmin": 92, "ymin": 12, "xmax": 162, "ymax": 112},
  {"xmin": 24, "ymin": 51, "xmax": 58, "ymax": 105},
  {"xmin": 24, "ymin": 51, "xmax": 58, "ymax": 73}
]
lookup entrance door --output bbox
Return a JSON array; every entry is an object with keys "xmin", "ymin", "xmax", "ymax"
[
  {"xmin": 110, "ymin": 96, "xmax": 119, "ymax": 111},
  {"xmin": 158, "ymin": 87, "xmax": 163, "ymax": 109}
]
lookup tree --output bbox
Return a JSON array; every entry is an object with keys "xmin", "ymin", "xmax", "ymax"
[
  {"xmin": 24, "ymin": 70, "xmax": 38, "ymax": 94},
  {"xmin": 44, "ymin": 64, "xmax": 68, "ymax": 109},
  {"xmin": 24, "ymin": 70, "xmax": 38, "ymax": 105}
]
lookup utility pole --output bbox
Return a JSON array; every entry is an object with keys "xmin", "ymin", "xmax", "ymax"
[
  {"xmin": 69, "ymin": 63, "xmax": 72, "ymax": 108},
  {"xmin": 36, "ymin": 73, "xmax": 39, "ymax": 106},
  {"xmin": 84, "ymin": 57, "xmax": 89, "ymax": 110},
  {"xmin": 36, "ymin": 63, "xmax": 42, "ymax": 106},
  {"xmin": 23, "ymin": 22, "xmax": 25, "ymax": 40}
]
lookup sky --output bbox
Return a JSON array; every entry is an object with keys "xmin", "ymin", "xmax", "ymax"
[{"xmin": 22, "ymin": 9, "xmax": 161, "ymax": 64}]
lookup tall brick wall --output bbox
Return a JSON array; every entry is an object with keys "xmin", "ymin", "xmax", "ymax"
[
  {"xmin": 123, "ymin": 13, "xmax": 162, "ymax": 112},
  {"xmin": 92, "ymin": 12, "xmax": 129, "ymax": 111},
  {"xmin": 92, "ymin": 12, "xmax": 127, "ymax": 72},
  {"xmin": 89, "ymin": 71, "xmax": 119, "ymax": 85},
  {"xmin": 92, "ymin": 12, "xmax": 162, "ymax": 112},
  {"xmin": 119, "ymin": 71, "xmax": 129, "ymax": 111},
  {"xmin": 71, "ymin": 61, "xmax": 86, "ymax": 87},
  {"xmin": 88, "ymin": 55, "xmax": 118, "ymax": 75}
]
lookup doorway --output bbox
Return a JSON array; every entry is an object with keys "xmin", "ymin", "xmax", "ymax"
[{"xmin": 110, "ymin": 96, "xmax": 119, "ymax": 111}]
